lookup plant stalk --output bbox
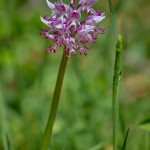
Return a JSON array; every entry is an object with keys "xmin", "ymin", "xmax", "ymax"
[
  {"xmin": 113, "ymin": 35, "xmax": 122, "ymax": 150},
  {"xmin": 41, "ymin": 49, "xmax": 69, "ymax": 150}
]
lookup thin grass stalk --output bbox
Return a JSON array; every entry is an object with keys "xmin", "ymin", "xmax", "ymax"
[
  {"xmin": 112, "ymin": 35, "xmax": 122, "ymax": 150},
  {"xmin": 148, "ymin": 133, "xmax": 150, "ymax": 150},
  {"xmin": 108, "ymin": 1, "xmax": 122, "ymax": 149},
  {"xmin": 108, "ymin": 0, "xmax": 118, "ymax": 41},
  {"xmin": 121, "ymin": 128, "xmax": 129, "ymax": 150},
  {"xmin": 41, "ymin": 49, "xmax": 69, "ymax": 150},
  {"xmin": 0, "ymin": 87, "xmax": 10, "ymax": 150}
]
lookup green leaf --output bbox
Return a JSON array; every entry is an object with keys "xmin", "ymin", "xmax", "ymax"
[
  {"xmin": 88, "ymin": 142, "xmax": 105, "ymax": 150},
  {"xmin": 121, "ymin": 128, "xmax": 129, "ymax": 150},
  {"xmin": 6, "ymin": 133, "xmax": 12, "ymax": 150},
  {"xmin": 0, "ymin": 87, "xmax": 12, "ymax": 150},
  {"xmin": 108, "ymin": 0, "xmax": 118, "ymax": 41},
  {"xmin": 139, "ymin": 116, "xmax": 150, "ymax": 132}
]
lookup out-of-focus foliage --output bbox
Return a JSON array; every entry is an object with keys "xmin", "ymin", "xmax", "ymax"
[
  {"xmin": 0, "ymin": 0, "xmax": 150, "ymax": 150},
  {"xmin": 139, "ymin": 116, "xmax": 150, "ymax": 132}
]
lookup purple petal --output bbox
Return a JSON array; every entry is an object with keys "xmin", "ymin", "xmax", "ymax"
[
  {"xmin": 69, "ymin": 11, "xmax": 81, "ymax": 20},
  {"xmin": 55, "ymin": 4, "xmax": 66, "ymax": 12},
  {"xmin": 40, "ymin": 17, "xmax": 51, "ymax": 27},
  {"xmin": 85, "ymin": 0, "xmax": 98, "ymax": 7},
  {"xmin": 84, "ymin": 15, "xmax": 105, "ymax": 25},
  {"xmin": 78, "ymin": 0, "xmax": 97, "ymax": 8},
  {"xmin": 77, "ymin": 25, "xmax": 94, "ymax": 34},
  {"xmin": 46, "ymin": 0, "xmax": 55, "ymax": 11},
  {"xmin": 78, "ymin": 0, "xmax": 83, "ymax": 5},
  {"xmin": 70, "ymin": 0, "xmax": 76, "ymax": 9},
  {"xmin": 84, "ymin": 45, "xmax": 92, "ymax": 50}
]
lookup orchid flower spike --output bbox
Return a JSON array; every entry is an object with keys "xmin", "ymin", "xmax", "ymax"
[{"xmin": 40, "ymin": 0, "xmax": 105, "ymax": 57}]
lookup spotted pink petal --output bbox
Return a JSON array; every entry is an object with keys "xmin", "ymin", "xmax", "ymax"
[
  {"xmin": 85, "ymin": 0, "xmax": 98, "ymax": 7},
  {"xmin": 78, "ymin": 0, "xmax": 97, "ymax": 8},
  {"xmin": 46, "ymin": 0, "xmax": 55, "ymax": 11},
  {"xmin": 84, "ymin": 14, "xmax": 105, "ymax": 25}
]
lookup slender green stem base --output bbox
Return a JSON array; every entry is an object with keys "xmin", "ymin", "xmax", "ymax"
[
  {"xmin": 113, "ymin": 35, "xmax": 122, "ymax": 150},
  {"xmin": 41, "ymin": 50, "xmax": 69, "ymax": 150}
]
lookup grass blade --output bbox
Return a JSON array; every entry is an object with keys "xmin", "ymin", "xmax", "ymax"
[
  {"xmin": 121, "ymin": 128, "xmax": 129, "ymax": 150},
  {"xmin": 139, "ymin": 116, "xmax": 150, "ymax": 132},
  {"xmin": 0, "ymin": 87, "xmax": 12, "ymax": 150},
  {"xmin": 139, "ymin": 116, "xmax": 150, "ymax": 150},
  {"xmin": 113, "ymin": 35, "xmax": 122, "ymax": 150},
  {"xmin": 6, "ymin": 133, "xmax": 12, "ymax": 150},
  {"xmin": 88, "ymin": 142, "xmax": 105, "ymax": 150},
  {"xmin": 108, "ymin": 0, "xmax": 118, "ymax": 41}
]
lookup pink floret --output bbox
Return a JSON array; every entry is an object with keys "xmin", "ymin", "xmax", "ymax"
[{"xmin": 40, "ymin": 0, "xmax": 105, "ymax": 57}]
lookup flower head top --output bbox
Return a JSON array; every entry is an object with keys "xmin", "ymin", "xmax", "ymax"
[{"xmin": 40, "ymin": 0, "xmax": 105, "ymax": 57}]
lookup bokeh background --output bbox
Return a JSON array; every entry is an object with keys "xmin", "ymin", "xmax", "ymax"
[{"xmin": 0, "ymin": 0, "xmax": 150, "ymax": 150}]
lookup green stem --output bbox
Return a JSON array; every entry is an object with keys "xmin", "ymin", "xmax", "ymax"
[
  {"xmin": 113, "ymin": 35, "xmax": 122, "ymax": 150},
  {"xmin": 41, "ymin": 49, "xmax": 69, "ymax": 150}
]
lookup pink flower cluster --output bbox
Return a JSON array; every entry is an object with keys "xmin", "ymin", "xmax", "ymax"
[{"xmin": 40, "ymin": 0, "xmax": 105, "ymax": 57}]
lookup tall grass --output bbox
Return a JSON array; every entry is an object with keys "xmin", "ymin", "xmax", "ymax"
[
  {"xmin": 0, "ymin": 87, "xmax": 12, "ymax": 150},
  {"xmin": 108, "ymin": 0, "xmax": 123, "ymax": 150}
]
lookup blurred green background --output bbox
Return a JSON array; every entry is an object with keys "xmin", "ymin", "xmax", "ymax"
[{"xmin": 0, "ymin": 0, "xmax": 150, "ymax": 150}]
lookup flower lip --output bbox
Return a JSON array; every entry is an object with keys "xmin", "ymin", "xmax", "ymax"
[{"xmin": 69, "ymin": 11, "xmax": 81, "ymax": 20}]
